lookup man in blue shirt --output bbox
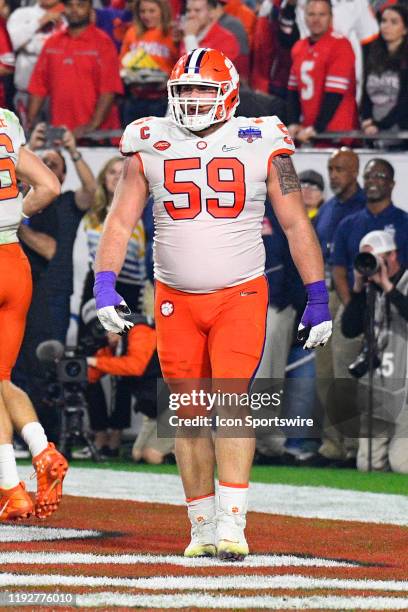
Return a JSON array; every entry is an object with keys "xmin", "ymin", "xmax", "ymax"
[
  {"xmin": 315, "ymin": 148, "xmax": 366, "ymax": 270},
  {"xmin": 312, "ymin": 149, "xmax": 365, "ymax": 464},
  {"xmin": 333, "ymin": 158, "xmax": 408, "ymax": 306}
]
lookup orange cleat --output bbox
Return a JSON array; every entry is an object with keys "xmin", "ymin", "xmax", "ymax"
[
  {"xmin": 32, "ymin": 443, "xmax": 68, "ymax": 519},
  {"xmin": 0, "ymin": 482, "xmax": 34, "ymax": 521}
]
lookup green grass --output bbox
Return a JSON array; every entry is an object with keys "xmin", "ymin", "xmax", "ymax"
[{"xmin": 18, "ymin": 458, "xmax": 408, "ymax": 496}]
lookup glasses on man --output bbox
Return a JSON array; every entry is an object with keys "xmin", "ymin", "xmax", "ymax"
[{"xmin": 363, "ymin": 172, "xmax": 390, "ymax": 181}]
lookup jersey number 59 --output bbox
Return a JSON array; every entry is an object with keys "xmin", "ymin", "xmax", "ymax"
[{"xmin": 163, "ymin": 157, "xmax": 245, "ymax": 220}]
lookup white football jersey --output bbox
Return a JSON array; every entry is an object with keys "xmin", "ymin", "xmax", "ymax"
[
  {"xmin": 121, "ymin": 115, "xmax": 295, "ymax": 293},
  {"xmin": 0, "ymin": 108, "xmax": 25, "ymax": 245}
]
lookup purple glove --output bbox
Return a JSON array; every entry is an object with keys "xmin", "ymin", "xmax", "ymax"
[
  {"xmin": 93, "ymin": 271, "xmax": 123, "ymax": 310},
  {"xmin": 301, "ymin": 280, "xmax": 331, "ymax": 328}
]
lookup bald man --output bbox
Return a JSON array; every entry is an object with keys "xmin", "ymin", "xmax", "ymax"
[
  {"xmin": 315, "ymin": 148, "xmax": 366, "ymax": 269},
  {"xmin": 312, "ymin": 148, "xmax": 366, "ymax": 465}
]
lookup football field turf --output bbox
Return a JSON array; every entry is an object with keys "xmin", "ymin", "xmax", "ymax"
[{"xmin": 1, "ymin": 461, "xmax": 407, "ymax": 610}]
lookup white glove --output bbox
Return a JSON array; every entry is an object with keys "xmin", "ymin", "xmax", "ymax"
[
  {"xmin": 298, "ymin": 320, "xmax": 333, "ymax": 349},
  {"xmin": 97, "ymin": 301, "xmax": 135, "ymax": 335}
]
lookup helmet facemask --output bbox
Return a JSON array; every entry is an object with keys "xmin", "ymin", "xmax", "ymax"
[{"xmin": 168, "ymin": 79, "xmax": 238, "ymax": 132}]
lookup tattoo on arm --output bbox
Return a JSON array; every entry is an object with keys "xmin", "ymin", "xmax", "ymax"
[{"xmin": 272, "ymin": 155, "xmax": 301, "ymax": 195}]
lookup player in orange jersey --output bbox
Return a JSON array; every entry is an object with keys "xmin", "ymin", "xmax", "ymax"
[
  {"xmin": 0, "ymin": 109, "xmax": 68, "ymax": 522},
  {"xmin": 94, "ymin": 48, "xmax": 332, "ymax": 560}
]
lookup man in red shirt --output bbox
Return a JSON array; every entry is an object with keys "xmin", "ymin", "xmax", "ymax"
[
  {"xmin": 27, "ymin": 0, "xmax": 123, "ymax": 139},
  {"xmin": 287, "ymin": 0, "xmax": 357, "ymax": 144},
  {"xmin": 180, "ymin": 0, "xmax": 240, "ymax": 69}
]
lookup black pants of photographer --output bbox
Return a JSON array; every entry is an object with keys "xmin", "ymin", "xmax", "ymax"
[
  {"xmin": 86, "ymin": 380, "xmax": 131, "ymax": 432},
  {"xmin": 79, "ymin": 268, "xmax": 144, "ymax": 436},
  {"xmin": 12, "ymin": 274, "xmax": 60, "ymax": 442}
]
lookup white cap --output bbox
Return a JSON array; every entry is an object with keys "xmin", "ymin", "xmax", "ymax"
[{"xmin": 359, "ymin": 230, "xmax": 397, "ymax": 255}]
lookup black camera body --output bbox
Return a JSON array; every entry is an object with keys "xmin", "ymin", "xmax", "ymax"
[
  {"xmin": 354, "ymin": 252, "xmax": 381, "ymax": 277},
  {"xmin": 348, "ymin": 345, "xmax": 382, "ymax": 378},
  {"xmin": 56, "ymin": 348, "xmax": 88, "ymax": 384}
]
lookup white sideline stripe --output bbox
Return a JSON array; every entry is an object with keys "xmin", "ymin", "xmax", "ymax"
[
  {"xmin": 1, "ymin": 573, "xmax": 408, "ymax": 592},
  {"xmin": 77, "ymin": 593, "xmax": 408, "ymax": 609},
  {"xmin": 16, "ymin": 466, "xmax": 408, "ymax": 527},
  {"xmin": 0, "ymin": 526, "xmax": 100, "ymax": 542},
  {"xmin": 0, "ymin": 552, "xmax": 356, "ymax": 568}
]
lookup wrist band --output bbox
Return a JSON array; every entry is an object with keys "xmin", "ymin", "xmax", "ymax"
[{"xmin": 71, "ymin": 152, "xmax": 82, "ymax": 162}]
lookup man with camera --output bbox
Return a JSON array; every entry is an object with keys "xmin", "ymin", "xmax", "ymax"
[
  {"xmin": 342, "ymin": 230, "xmax": 408, "ymax": 473},
  {"xmin": 84, "ymin": 306, "xmax": 172, "ymax": 462}
]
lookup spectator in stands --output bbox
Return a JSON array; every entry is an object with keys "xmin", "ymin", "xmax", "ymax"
[
  {"xmin": 119, "ymin": 0, "xmax": 178, "ymax": 124},
  {"xmin": 313, "ymin": 148, "xmax": 365, "ymax": 463},
  {"xmin": 28, "ymin": 123, "xmax": 96, "ymax": 342},
  {"xmin": 271, "ymin": 0, "xmax": 378, "ymax": 99},
  {"xmin": 298, "ymin": 169, "xmax": 324, "ymax": 220},
  {"xmin": 333, "ymin": 158, "xmax": 408, "ymax": 306},
  {"xmin": 361, "ymin": 5, "xmax": 408, "ymax": 140},
  {"xmin": 251, "ymin": 0, "xmax": 298, "ymax": 98},
  {"xmin": 211, "ymin": 0, "xmax": 250, "ymax": 79},
  {"xmin": 287, "ymin": 0, "xmax": 358, "ymax": 145},
  {"xmin": 220, "ymin": 0, "xmax": 256, "ymax": 46},
  {"xmin": 27, "ymin": 0, "xmax": 123, "ymax": 139},
  {"xmin": 342, "ymin": 230, "xmax": 408, "ymax": 473},
  {"xmin": 179, "ymin": 0, "xmax": 240, "ymax": 67},
  {"xmin": 94, "ymin": 0, "xmax": 133, "ymax": 51},
  {"xmin": 7, "ymin": 0, "xmax": 64, "ymax": 128}
]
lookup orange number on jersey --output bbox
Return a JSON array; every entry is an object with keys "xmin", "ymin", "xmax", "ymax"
[
  {"xmin": 277, "ymin": 123, "xmax": 294, "ymax": 146},
  {"xmin": 163, "ymin": 157, "xmax": 246, "ymax": 220},
  {"xmin": 164, "ymin": 158, "xmax": 201, "ymax": 219},
  {"xmin": 207, "ymin": 158, "xmax": 245, "ymax": 218},
  {"xmin": 0, "ymin": 134, "xmax": 18, "ymax": 201}
]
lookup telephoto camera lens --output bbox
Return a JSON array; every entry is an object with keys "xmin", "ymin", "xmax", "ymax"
[{"xmin": 354, "ymin": 252, "xmax": 380, "ymax": 276}]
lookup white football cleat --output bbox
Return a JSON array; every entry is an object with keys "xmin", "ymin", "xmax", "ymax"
[
  {"xmin": 184, "ymin": 513, "xmax": 217, "ymax": 558},
  {"xmin": 216, "ymin": 508, "xmax": 249, "ymax": 561}
]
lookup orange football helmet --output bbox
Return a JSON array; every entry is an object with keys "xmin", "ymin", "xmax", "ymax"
[{"xmin": 167, "ymin": 48, "xmax": 240, "ymax": 132}]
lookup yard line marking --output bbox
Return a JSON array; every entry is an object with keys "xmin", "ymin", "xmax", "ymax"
[
  {"xmin": 1, "ymin": 573, "xmax": 408, "ymax": 592},
  {"xmin": 77, "ymin": 593, "xmax": 408, "ymax": 609},
  {"xmin": 15, "ymin": 466, "xmax": 408, "ymax": 527},
  {"xmin": 0, "ymin": 552, "xmax": 357, "ymax": 568},
  {"xmin": 0, "ymin": 525, "xmax": 101, "ymax": 542}
]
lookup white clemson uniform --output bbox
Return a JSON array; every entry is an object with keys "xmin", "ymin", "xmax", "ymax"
[
  {"xmin": 0, "ymin": 108, "xmax": 32, "ymax": 380},
  {"xmin": 120, "ymin": 115, "xmax": 295, "ymax": 293},
  {"xmin": 0, "ymin": 108, "xmax": 26, "ymax": 245}
]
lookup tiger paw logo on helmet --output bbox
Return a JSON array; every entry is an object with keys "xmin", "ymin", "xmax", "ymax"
[
  {"xmin": 167, "ymin": 48, "xmax": 240, "ymax": 133},
  {"xmin": 160, "ymin": 301, "xmax": 174, "ymax": 317}
]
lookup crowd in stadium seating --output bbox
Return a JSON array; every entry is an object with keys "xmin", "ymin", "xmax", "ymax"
[
  {"xmin": 0, "ymin": 0, "xmax": 406, "ymax": 145},
  {"xmin": 8, "ymin": 0, "xmax": 408, "ymax": 471}
]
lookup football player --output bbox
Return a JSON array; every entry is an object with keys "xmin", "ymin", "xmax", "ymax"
[
  {"xmin": 94, "ymin": 48, "xmax": 332, "ymax": 560},
  {"xmin": 0, "ymin": 109, "xmax": 68, "ymax": 522}
]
